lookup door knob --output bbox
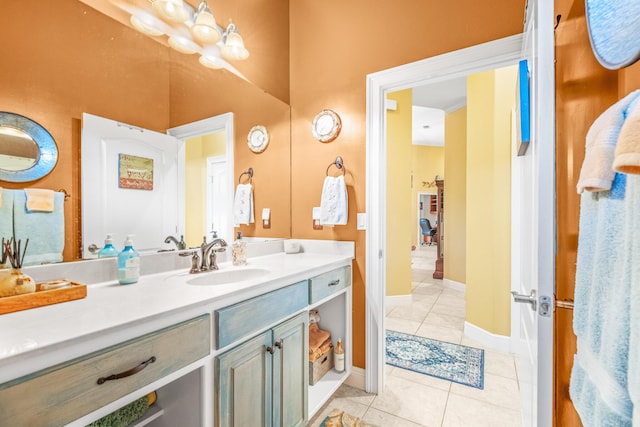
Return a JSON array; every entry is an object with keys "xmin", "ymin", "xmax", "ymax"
[{"xmin": 511, "ymin": 290, "xmax": 537, "ymax": 311}]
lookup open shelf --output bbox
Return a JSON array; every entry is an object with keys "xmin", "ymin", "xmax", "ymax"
[
  {"xmin": 308, "ymin": 369, "xmax": 351, "ymax": 418},
  {"xmin": 130, "ymin": 405, "xmax": 164, "ymax": 427}
]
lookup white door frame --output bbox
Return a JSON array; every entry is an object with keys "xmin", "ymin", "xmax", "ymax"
[
  {"xmin": 365, "ymin": 33, "xmax": 524, "ymax": 394},
  {"xmin": 167, "ymin": 113, "xmax": 235, "ymax": 245},
  {"xmin": 365, "ymin": 27, "xmax": 555, "ymax": 426}
]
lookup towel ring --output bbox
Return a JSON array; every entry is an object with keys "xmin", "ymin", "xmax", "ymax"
[
  {"xmin": 326, "ymin": 156, "xmax": 345, "ymax": 176},
  {"xmin": 238, "ymin": 168, "xmax": 253, "ymax": 184}
]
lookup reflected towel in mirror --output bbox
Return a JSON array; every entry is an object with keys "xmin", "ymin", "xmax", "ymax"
[
  {"xmin": 13, "ymin": 190, "xmax": 64, "ymax": 266},
  {"xmin": 24, "ymin": 188, "xmax": 55, "ymax": 212},
  {"xmin": 233, "ymin": 183, "xmax": 254, "ymax": 226},
  {"xmin": 0, "ymin": 189, "xmax": 14, "ymax": 241}
]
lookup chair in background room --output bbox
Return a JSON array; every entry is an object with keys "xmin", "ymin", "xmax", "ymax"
[{"xmin": 419, "ymin": 218, "xmax": 437, "ymax": 246}]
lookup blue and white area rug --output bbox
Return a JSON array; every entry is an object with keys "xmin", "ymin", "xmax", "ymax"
[{"xmin": 385, "ymin": 330, "xmax": 484, "ymax": 389}]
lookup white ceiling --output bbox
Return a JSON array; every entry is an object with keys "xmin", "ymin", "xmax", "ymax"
[
  {"xmin": 412, "ymin": 106, "xmax": 445, "ymax": 147},
  {"xmin": 411, "ymin": 76, "xmax": 467, "ymax": 146}
]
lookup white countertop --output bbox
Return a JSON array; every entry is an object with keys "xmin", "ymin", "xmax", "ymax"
[{"xmin": 0, "ymin": 240, "xmax": 354, "ymax": 384}]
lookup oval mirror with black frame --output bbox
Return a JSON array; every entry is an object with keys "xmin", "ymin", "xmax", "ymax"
[{"xmin": 0, "ymin": 112, "xmax": 58, "ymax": 183}]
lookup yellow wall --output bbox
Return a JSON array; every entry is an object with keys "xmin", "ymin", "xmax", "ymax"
[
  {"xmin": 184, "ymin": 132, "xmax": 226, "ymax": 247},
  {"xmin": 444, "ymin": 107, "xmax": 467, "ymax": 284},
  {"xmin": 411, "ymin": 146, "xmax": 444, "ymax": 247},
  {"xmin": 386, "ymin": 90, "xmax": 413, "ymax": 297},
  {"xmin": 465, "ymin": 66, "xmax": 516, "ymax": 336}
]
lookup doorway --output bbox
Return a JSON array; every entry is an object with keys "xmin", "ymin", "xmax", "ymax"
[
  {"xmin": 365, "ymin": 27, "xmax": 555, "ymax": 427},
  {"xmin": 206, "ymin": 155, "xmax": 231, "ymax": 243},
  {"xmin": 168, "ymin": 113, "xmax": 235, "ymax": 246},
  {"xmin": 417, "ymin": 192, "xmax": 436, "ymax": 246}
]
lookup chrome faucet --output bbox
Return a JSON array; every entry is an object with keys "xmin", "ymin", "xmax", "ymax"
[
  {"xmin": 164, "ymin": 235, "xmax": 186, "ymax": 250},
  {"xmin": 200, "ymin": 236, "xmax": 228, "ymax": 271}
]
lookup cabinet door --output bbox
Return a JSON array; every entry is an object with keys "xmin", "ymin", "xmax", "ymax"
[
  {"xmin": 216, "ymin": 331, "xmax": 272, "ymax": 427},
  {"xmin": 272, "ymin": 312, "xmax": 308, "ymax": 427}
]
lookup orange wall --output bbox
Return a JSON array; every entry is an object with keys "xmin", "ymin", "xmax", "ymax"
[
  {"xmin": 0, "ymin": 0, "xmax": 291, "ymax": 259},
  {"xmin": 290, "ymin": 0, "xmax": 526, "ymax": 368}
]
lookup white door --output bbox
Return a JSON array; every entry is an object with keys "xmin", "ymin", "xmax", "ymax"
[
  {"xmin": 511, "ymin": 1, "xmax": 555, "ymax": 426},
  {"xmin": 81, "ymin": 114, "xmax": 181, "ymax": 258},
  {"xmin": 207, "ymin": 156, "xmax": 231, "ymax": 242}
]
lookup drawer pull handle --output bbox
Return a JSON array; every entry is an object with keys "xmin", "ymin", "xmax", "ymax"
[
  {"xmin": 275, "ymin": 340, "xmax": 283, "ymax": 350},
  {"xmin": 328, "ymin": 279, "xmax": 340, "ymax": 287},
  {"xmin": 266, "ymin": 346, "xmax": 275, "ymax": 354},
  {"xmin": 97, "ymin": 356, "xmax": 157, "ymax": 385}
]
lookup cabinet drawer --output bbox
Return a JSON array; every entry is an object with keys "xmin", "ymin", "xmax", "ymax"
[
  {"xmin": 0, "ymin": 315, "xmax": 210, "ymax": 427},
  {"xmin": 309, "ymin": 266, "xmax": 351, "ymax": 304},
  {"xmin": 215, "ymin": 281, "xmax": 308, "ymax": 349}
]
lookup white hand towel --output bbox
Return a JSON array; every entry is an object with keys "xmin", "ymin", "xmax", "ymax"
[
  {"xmin": 576, "ymin": 90, "xmax": 640, "ymax": 193},
  {"xmin": 613, "ymin": 95, "xmax": 640, "ymax": 174},
  {"xmin": 233, "ymin": 183, "xmax": 254, "ymax": 226},
  {"xmin": 319, "ymin": 175, "xmax": 348, "ymax": 226}
]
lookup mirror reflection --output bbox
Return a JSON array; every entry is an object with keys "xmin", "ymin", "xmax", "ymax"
[
  {"xmin": 0, "ymin": 127, "xmax": 39, "ymax": 171},
  {"xmin": 0, "ymin": 112, "xmax": 59, "ymax": 183},
  {"xmin": 2, "ymin": 0, "xmax": 292, "ymax": 263}
]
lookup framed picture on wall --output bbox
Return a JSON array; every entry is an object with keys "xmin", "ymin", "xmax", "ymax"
[{"xmin": 516, "ymin": 59, "xmax": 531, "ymax": 156}]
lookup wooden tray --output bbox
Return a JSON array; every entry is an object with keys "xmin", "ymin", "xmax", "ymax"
[{"xmin": 0, "ymin": 281, "xmax": 87, "ymax": 315}]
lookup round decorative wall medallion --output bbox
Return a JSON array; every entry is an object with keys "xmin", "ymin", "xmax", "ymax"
[
  {"xmin": 311, "ymin": 109, "xmax": 342, "ymax": 143},
  {"xmin": 247, "ymin": 125, "xmax": 269, "ymax": 153}
]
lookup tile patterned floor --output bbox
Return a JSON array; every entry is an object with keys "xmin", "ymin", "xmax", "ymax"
[{"xmin": 308, "ymin": 245, "xmax": 522, "ymax": 427}]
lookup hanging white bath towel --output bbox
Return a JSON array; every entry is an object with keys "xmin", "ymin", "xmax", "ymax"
[
  {"xmin": 320, "ymin": 175, "xmax": 348, "ymax": 226},
  {"xmin": 233, "ymin": 183, "xmax": 254, "ymax": 226}
]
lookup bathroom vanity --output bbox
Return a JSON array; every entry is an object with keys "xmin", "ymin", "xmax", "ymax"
[{"xmin": 0, "ymin": 240, "xmax": 353, "ymax": 427}]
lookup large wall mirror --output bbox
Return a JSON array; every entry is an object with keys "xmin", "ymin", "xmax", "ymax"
[
  {"xmin": 1, "ymin": 0, "xmax": 292, "ymax": 263},
  {"xmin": 0, "ymin": 112, "xmax": 58, "ymax": 183}
]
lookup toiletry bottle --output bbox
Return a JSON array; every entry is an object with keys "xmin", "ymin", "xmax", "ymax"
[
  {"xmin": 118, "ymin": 235, "xmax": 140, "ymax": 285},
  {"xmin": 232, "ymin": 231, "xmax": 247, "ymax": 266},
  {"xmin": 334, "ymin": 338, "xmax": 345, "ymax": 372},
  {"xmin": 98, "ymin": 234, "xmax": 118, "ymax": 258}
]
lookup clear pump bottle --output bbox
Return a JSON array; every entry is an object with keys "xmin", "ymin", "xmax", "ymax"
[
  {"xmin": 118, "ymin": 235, "xmax": 140, "ymax": 285},
  {"xmin": 98, "ymin": 234, "xmax": 118, "ymax": 258}
]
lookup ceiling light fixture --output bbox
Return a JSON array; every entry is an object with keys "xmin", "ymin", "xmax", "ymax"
[
  {"xmin": 221, "ymin": 22, "xmax": 249, "ymax": 61},
  {"xmin": 190, "ymin": 0, "xmax": 221, "ymax": 44},
  {"xmin": 151, "ymin": 0, "xmax": 189, "ymax": 23},
  {"xmin": 129, "ymin": 14, "xmax": 164, "ymax": 37},
  {"xmin": 127, "ymin": 0, "xmax": 249, "ymax": 75},
  {"xmin": 167, "ymin": 35, "xmax": 200, "ymax": 54}
]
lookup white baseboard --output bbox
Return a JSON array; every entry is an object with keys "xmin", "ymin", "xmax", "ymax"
[
  {"xmin": 464, "ymin": 321, "xmax": 512, "ymax": 353},
  {"xmin": 344, "ymin": 366, "xmax": 366, "ymax": 390},
  {"xmin": 385, "ymin": 294, "xmax": 412, "ymax": 308},
  {"xmin": 443, "ymin": 278, "xmax": 466, "ymax": 292}
]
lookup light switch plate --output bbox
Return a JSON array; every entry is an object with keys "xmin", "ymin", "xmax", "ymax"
[
  {"xmin": 357, "ymin": 213, "xmax": 367, "ymax": 230},
  {"xmin": 262, "ymin": 208, "xmax": 270, "ymax": 220}
]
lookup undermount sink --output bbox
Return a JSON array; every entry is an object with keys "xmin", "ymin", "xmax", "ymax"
[{"xmin": 186, "ymin": 268, "xmax": 270, "ymax": 286}]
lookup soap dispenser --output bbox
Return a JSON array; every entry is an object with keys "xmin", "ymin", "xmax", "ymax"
[
  {"xmin": 98, "ymin": 234, "xmax": 118, "ymax": 258},
  {"xmin": 118, "ymin": 235, "xmax": 140, "ymax": 285},
  {"xmin": 232, "ymin": 231, "xmax": 247, "ymax": 266}
]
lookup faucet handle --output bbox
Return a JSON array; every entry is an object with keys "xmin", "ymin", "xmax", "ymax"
[{"xmin": 180, "ymin": 251, "xmax": 200, "ymax": 273}]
